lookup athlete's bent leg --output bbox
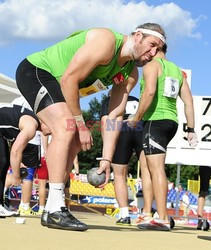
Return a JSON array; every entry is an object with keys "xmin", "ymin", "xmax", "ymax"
[{"xmin": 38, "ymin": 103, "xmax": 76, "ymax": 213}]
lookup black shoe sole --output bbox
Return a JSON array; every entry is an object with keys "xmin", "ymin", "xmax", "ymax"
[
  {"xmin": 41, "ymin": 221, "xmax": 48, "ymax": 227},
  {"xmin": 12, "ymin": 213, "xmax": 20, "ymax": 217},
  {"xmin": 41, "ymin": 211, "xmax": 48, "ymax": 227},
  {"xmin": 47, "ymin": 223, "xmax": 88, "ymax": 231}
]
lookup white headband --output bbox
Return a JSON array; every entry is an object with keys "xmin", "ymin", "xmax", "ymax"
[{"xmin": 135, "ymin": 28, "xmax": 165, "ymax": 43}]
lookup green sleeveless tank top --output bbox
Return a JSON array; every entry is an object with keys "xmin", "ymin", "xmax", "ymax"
[
  {"xmin": 27, "ymin": 29, "xmax": 135, "ymax": 93},
  {"xmin": 140, "ymin": 58, "xmax": 183, "ymax": 122}
]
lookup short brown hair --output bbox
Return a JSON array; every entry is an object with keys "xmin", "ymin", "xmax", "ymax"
[
  {"xmin": 132, "ymin": 23, "xmax": 166, "ymax": 40},
  {"xmin": 161, "ymin": 43, "xmax": 168, "ymax": 53}
]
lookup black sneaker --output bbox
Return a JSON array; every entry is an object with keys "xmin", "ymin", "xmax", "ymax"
[
  {"xmin": 41, "ymin": 210, "xmax": 48, "ymax": 227},
  {"xmin": 47, "ymin": 207, "xmax": 88, "ymax": 231},
  {"xmin": 116, "ymin": 217, "xmax": 131, "ymax": 226},
  {"xmin": 197, "ymin": 218, "xmax": 203, "ymax": 230}
]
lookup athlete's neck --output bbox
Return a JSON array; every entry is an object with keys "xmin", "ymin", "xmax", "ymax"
[{"xmin": 118, "ymin": 35, "xmax": 134, "ymax": 67}]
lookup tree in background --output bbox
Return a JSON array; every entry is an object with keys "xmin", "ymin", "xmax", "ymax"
[
  {"xmin": 165, "ymin": 164, "xmax": 199, "ymax": 189},
  {"xmin": 78, "ymin": 94, "xmax": 139, "ymax": 176},
  {"xmin": 78, "ymin": 95, "xmax": 106, "ymax": 173}
]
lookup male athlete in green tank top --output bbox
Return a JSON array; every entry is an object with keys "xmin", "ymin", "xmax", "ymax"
[
  {"xmin": 16, "ymin": 24, "xmax": 166, "ymax": 231},
  {"xmin": 27, "ymin": 29, "xmax": 135, "ymax": 91},
  {"xmin": 130, "ymin": 44, "xmax": 197, "ymax": 231},
  {"xmin": 140, "ymin": 57, "xmax": 183, "ymax": 123}
]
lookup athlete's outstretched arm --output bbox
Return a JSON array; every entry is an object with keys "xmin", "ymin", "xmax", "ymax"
[
  {"xmin": 60, "ymin": 29, "xmax": 116, "ymax": 151},
  {"xmin": 97, "ymin": 66, "xmax": 138, "ymax": 186},
  {"xmin": 132, "ymin": 60, "xmax": 159, "ymax": 122},
  {"xmin": 180, "ymin": 76, "xmax": 197, "ymax": 147},
  {"xmin": 180, "ymin": 76, "xmax": 195, "ymax": 128},
  {"xmin": 10, "ymin": 116, "xmax": 38, "ymax": 186}
]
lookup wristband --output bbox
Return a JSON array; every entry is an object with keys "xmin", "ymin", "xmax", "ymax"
[
  {"xmin": 74, "ymin": 114, "xmax": 85, "ymax": 126},
  {"xmin": 187, "ymin": 127, "xmax": 195, "ymax": 133},
  {"xmin": 101, "ymin": 159, "xmax": 111, "ymax": 164}
]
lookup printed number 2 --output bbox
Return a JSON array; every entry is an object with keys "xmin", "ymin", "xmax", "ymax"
[{"xmin": 201, "ymin": 124, "xmax": 211, "ymax": 142}]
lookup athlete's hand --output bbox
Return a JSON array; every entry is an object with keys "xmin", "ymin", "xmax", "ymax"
[
  {"xmin": 187, "ymin": 132, "xmax": 198, "ymax": 148},
  {"xmin": 127, "ymin": 114, "xmax": 139, "ymax": 128},
  {"xmin": 78, "ymin": 124, "xmax": 93, "ymax": 151},
  {"xmin": 97, "ymin": 160, "xmax": 110, "ymax": 188}
]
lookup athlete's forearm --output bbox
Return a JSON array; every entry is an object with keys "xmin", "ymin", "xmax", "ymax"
[
  {"xmin": 100, "ymin": 116, "xmax": 107, "ymax": 139},
  {"xmin": 10, "ymin": 150, "xmax": 22, "ymax": 178},
  {"xmin": 102, "ymin": 116, "xmax": 123, "ymax": 161},
  {"xmin": 134, "ymin": 91, "xmax": 154, "ymax": 121},
  {"xmin": 60, "ymin": 77, "xmax": 82, "ymax": 116},
  {"xmin": 184, "ymin": 102, "xmax": 195, "ymax": 128}
]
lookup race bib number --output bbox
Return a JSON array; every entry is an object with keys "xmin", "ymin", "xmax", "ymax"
[
  {"xmin": 79, "ymin": 79, "xmax": 107, "ymax": 98},
  {"xmin": 163, "ymin": 77, "xmax": 179, "ymax": 99},
  {"xmin": 112, "ymin": 72, "xmax": 125, "ymax": 84}
]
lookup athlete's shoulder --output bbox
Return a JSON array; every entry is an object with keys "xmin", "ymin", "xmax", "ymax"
[
  {"xmin": 86, "ymin": 28, "xmax": 116, "ymax": 43},
  {"xmin": 86, "ymin": 28, "xmax": 117, "ymax": 64},
  {"xmin": 145, "ymin": 59, "xmax": 160, "ymax": 68},
  {"xmin": 20, "ymin": 107, "xmax": 40, "ymax": 127},
  {"xmin": 161, "ymin": 58, "xmax": 180, "ymax": 70},
  {"xmin": 142, "ymin": 59, "xmax": 160, "ymax": 76}
]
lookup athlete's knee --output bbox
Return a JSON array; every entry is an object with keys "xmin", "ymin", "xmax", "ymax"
[
  {"xmin": 113, "ymin": 166, "xmax": 127, "ymax": 178},
  {"xmin": 40, "ymin": 122, "xmax": 51, "ymax": 136},
  {"xmin": 53, "ymin": 123, "xmax": 76, "ymax": 143}
]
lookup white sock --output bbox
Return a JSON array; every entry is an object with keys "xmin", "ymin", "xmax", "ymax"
[
  {"xmin": 120, "ymin": 207, "xmax": 129, "ymax": 218},
  {"xmin": 48, "ymin": 183, "xmax": 65, "ymax": 214},
  {"xmin": 22, "ymin": 203, "xmax": 30, "ymax": 210},
  {"xmin": 118, "ymin": 209, "xmax": 122, "ymax": 219},
  {"xmin": 4, "ymin": 187, "xmax": 8, "ymax": 196},
  {"xmin": 39, "ymin": 205, "xmax": 45, "ymax": 211},
  {"xmin": 44, "ymin": 193, "xmax": 51, "ymax": 212}
]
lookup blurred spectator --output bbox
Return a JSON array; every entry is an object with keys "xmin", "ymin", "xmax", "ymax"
[
  {"xmin": 197, "ymin": 166, "xmax": 211, "ymax": 229},
  {"xmin": 181, "ymin": 190, "xmax": 190, "ymax": 219}
]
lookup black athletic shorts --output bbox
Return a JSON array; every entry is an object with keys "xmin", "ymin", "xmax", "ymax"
[
  {"xmin": 142, "ymin": 119, "xmax": 178, "ymax": 155},
  {"xmin": 112, "ymin": 121, "xmax": 143, "ymax": 165},
  {"xmin": 16, "ymin": 59, "xmax": 65, "ymax": 113},
  {"xmin": 0, "ymin": 135, "xmax": 10, "ymax": 179},
  {"xmin": 199, "ymin": 166, "xmax": 211, "ymax": 195},
  {"xmin": 22, "ymin": 144, "xmax": 41, "ymax": 168}
]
